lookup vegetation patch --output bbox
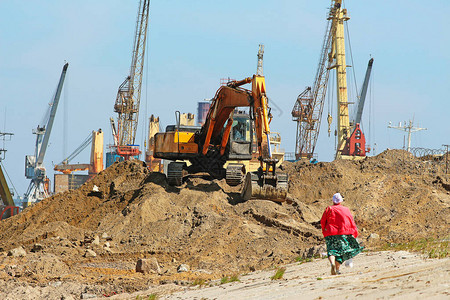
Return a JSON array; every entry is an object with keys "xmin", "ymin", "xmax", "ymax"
[
  {"xmin": 295, "ymin": 257, "xmax": 313, "ymax": 264},
  {"xmin": 220, "ymin": 275, "xmax": 240, "ymax": 284},
  {"xmin": 380, "ymin": 236, "xmax": 449, "ymax": 258},
  {"xmin": 192, "ymin": 278, "xmax": 207, "ymax": 286},
  {"xmin": 271, "ymin": 267, "xmax": 286, "ymax": 280}
]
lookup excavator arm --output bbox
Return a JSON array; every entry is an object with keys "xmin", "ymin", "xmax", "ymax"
[
  {"xmin": 200, "ymin": 75, "xmax": 287, "ymax": 201},
  {"xmin": 201, "ymin": 75, "xmax": 273, "ymax": 164}
]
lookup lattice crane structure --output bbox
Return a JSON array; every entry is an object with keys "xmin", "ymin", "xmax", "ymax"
[
  {"xmin": 112, "ymin": 0, "xmax": 150, "ymax": 159},
  {"xmin": 291, "ymin": 6, "xmax": 334, "ymax": 160}
]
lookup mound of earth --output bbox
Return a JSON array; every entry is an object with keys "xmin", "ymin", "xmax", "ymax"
[
  {"xmin": 284, "ymin": 149, "xmax": 450, "ymax": 247},
  {"xmin": 0, "ymin": 149, "xmax": 448, "ymax": 296}
]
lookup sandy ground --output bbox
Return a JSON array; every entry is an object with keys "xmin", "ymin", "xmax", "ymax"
[{"xmin": 90, "ymin": 250, "xmax": 449, "ymax": 300}]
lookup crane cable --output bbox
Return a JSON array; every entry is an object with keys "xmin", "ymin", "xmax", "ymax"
[
  {"xmin": 327, "ymin": 71, "xmax": 335, "ymax": 138},
  {"xmin": 342, "ymin": 3, "xmax": 359, "ymax": 120},
  {"xmin": 57, "ymin": 133, "xmax": 92, "ymax": 165}
]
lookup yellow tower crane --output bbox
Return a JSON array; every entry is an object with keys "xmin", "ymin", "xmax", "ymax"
[{"xmin": 329, "ymin": 0, "xmax": 351, "ymax": 159}]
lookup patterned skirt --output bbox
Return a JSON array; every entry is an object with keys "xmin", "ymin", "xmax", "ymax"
[{"xmin": 325, "ymin": 234, "xmax": 364, "ymax": 264}]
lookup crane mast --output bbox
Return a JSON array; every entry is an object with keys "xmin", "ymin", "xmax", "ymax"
[
  {"xmin": 329, "ymin": 0, "xmax": 351, "ymax": 159},
  {"xmin": 113, "ymin": 0, "xmax": 150, "ymax": 158},
  {"xmin": 256, "ymin": 44, "xmax": 264, "ymax": 76}
]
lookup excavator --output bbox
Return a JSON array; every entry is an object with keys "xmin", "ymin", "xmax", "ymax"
[{"xmin": 154, "ymin": 75, "xmax": 288, "ymax": 201}]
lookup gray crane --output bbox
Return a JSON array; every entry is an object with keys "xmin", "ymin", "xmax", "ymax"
[
  {"xmin": 24, "ymin": 63, "xmax": 68, "ymax": 207},
  {"xmin": 353, "ymin": 58, "xmax": 374, "ymax": 126}
]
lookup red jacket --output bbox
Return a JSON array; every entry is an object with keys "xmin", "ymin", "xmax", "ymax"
[{"xmin": 320, "ymin": 204, "xmax": 358, "ymax": 238}]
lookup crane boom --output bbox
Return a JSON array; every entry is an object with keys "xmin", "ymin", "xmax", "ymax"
[
  {"xmin": 37, "ymin": 63, "xmax": 68, "ymax": 165},
  {"xmin": 354, "ymin": 58, "xmax": 374, "ymax": 125},
  {"xmin": 114, "ymin": 0, "xmax": 150, "ymax": 149},
  {"xmin": 24, "ymin": 62, "xmax": 68, "ymax": 206}
]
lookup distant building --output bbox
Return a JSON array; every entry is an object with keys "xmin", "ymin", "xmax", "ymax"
[{"xmin": 197, "ymin": 100, "xmax": 211, "ymax": 126}]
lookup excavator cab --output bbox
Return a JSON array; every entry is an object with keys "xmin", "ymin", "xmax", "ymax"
[{"xmin": 229, "ymin": 112, "xmax": 253, "ymax": 161}]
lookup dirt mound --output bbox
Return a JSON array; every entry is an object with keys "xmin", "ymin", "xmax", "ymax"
[
  {"xmin": 0, "ymin": 150, "xmax": 448, "ymax": 295},
  {"xmin": 284, "ymin": 149, "xmax": 450, "ymax": 246},
  {"xmin": 0, "ymin": 160, "xmax": 319, "ymax": 291}
]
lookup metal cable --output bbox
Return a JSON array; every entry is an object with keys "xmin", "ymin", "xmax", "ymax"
[
  {"xmin": 58, "ymin": 133, "xmax": 92, "ymax": 164},
  {"xmin": 344, "ymin": 18, "xmax": 359, "ymax": 117}
]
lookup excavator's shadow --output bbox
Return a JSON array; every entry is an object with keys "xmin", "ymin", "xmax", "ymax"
[
  {"xmin": 143, "ymin": 172, "xmax": 245, "ymax": 204},
  {"xmin": 227, "ymin": 192, "xmax": 244, "ymax": 205},
  {"xmin": 183, "ymin": 176, "xmax": 223, "ymax": 192}
]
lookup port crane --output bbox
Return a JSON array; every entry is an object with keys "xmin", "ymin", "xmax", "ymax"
[
  {"xmin": 291, "ymin": 4, "xmax": 333, "ymax": 160},
  {"xmin": 54, "ymin": 129, "xmax": 103, "ymax": 176},
  {"xmin": 111, "ymin": 0, "xmax": 150, "ymax": 160},
  {"xmin": 292, "ymin": 0, "xmax": 371, "ymax": 160},
  {"xmin": 24, "ymin": 63, "xmax": 68, "ymax": 206}
]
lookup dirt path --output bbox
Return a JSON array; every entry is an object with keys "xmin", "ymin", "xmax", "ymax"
[{"xmin": 145, "ymin": 251, "xmax": 449, "ymax": 300}]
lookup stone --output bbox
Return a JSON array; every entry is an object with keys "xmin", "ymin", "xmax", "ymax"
[
  {"xmin": 103, "ymin": 242, "xmax": 110, "ymax": 248},
  {"xmin": 81, "ymin": 293, "xmax": 97, "ymax": 299},
  {"xmin": 5, "ymin": 265, "xmax": 16, "ymax": 276},
  {"xmin": 7, "ymin": 246, "xmax": 26, "ymax": 257},
  {"xmin": 61, "ymin": 295, "xmax": 75, "ymax": 300},
  {"xmin": 50, "ymin": 281, "xmax": 62, "ymax": 287},
  {"xmin": 31, "ymin": 243, "xmax": 44, "ymax": 253},
  {"xmin": 303, "ymin": 245, "xmax": 326, "ymax": 258},
  {"xmin": 368, "ymin": 233, "xmax": 380, "ymax": 240},
  {"xmin": 136, "ymin": 257, "xmax": 161, "ymax": 274},
  {"xmin": 84, "ymin": 249, "xmax": 97, "ymax": 258},
  {"xmin": 177, "ymin": 264, "xmax": 190, "ymax": 273},
  {"xmin": 101, "ymin": 232, "xmax": 109, "ymax": 239},
  {"xmin": 92, "ymin": 236, "xmax": 100, "ymax": 246}
]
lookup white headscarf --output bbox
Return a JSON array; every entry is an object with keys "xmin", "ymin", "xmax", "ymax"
[{"xmin": 332, "ymin": 193, "xmax": 343, "ymax": 204}]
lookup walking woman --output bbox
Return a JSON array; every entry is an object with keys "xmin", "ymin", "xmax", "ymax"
[{"xmin": 320, "ymin": 193, "xmax": 364, "ymax": 275}]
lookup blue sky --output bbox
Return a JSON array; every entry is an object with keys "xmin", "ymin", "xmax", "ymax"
[{"xmin": 1, "ymin": 0, "xmax": 449, "ymax": 196}]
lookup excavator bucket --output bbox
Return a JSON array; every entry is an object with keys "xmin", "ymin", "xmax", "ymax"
[{"xmin": 241, "ymin": 171, "xmax": 288, "ymax": 202}]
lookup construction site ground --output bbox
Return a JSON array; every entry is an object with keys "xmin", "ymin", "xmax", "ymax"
[{"xmin": 0, "ymin": 149, "xmax": 448, "ymax": 299}]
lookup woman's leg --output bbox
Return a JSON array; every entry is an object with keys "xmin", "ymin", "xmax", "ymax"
[
  {"xmin": 328, "ymin": 255, "xmax": 337, "ymax": 275},
  {"xmin": 335, "ymin": 261, "xmax": 341, "ymax": 273}
]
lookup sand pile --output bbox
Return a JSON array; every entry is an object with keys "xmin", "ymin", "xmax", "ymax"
[{"xmin": 285, "ymin": 149, "xmax": 450, "ymax": 246}]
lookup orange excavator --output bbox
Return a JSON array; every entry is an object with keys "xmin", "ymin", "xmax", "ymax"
[{"xmin": 154, "ymin": 75, "xmax": 288, "ymax": 201}]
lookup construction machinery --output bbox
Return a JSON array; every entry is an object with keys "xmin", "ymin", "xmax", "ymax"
[
  {"xmin": 24, "ymin": 62, "xmax": 68, "ymax": 206},
  {"xmin": 0, "ymin": 131, "xmax": 19, "ymax": 219},
  {"xmin": 154, "ymin": 75, "xmax": 288, "ymax": 201},
  {"xmin": 110, "ymin": 0, "xmax": 150, "ymax": 160},
  {"xmin": 54, "ymin": 129, "xmax": 104, "ymax": 176},
  {"xmin": 341, "ymin": 58, "xmax": 374, "ymax": 157},
  {"xmin": 292, "ymin": 1, "xmax": 371, "ymax": 160}
]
